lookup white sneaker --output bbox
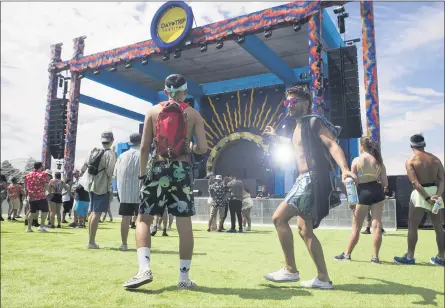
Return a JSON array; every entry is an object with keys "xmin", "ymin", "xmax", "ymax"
[
  {"xmin": 119, "ymin": 244, "xmax": 128, "ymax": 251},
  {"xmin": 26, "ymin": 228, "xmax": 34, "ymax": 233},
  {"xmin": 246, "ymin": 226, "xmax": 251, "ymax": 231},
  {"xmin": 300, "ymin": 277, "xmax": 333, "ymax": 289},
  {"xmin": 264, "ymin": 268, "xmax": 300, "ymax": 283},
  {"xmin": 87, "ymin": 243, "xmax": 100, "ymax": 249},
  {"xmin": 123, "ymin": 270, "xmax": 153, "ymax": 289},
  {"xmin": 167, "ymin": 226, "xmax": 172, "ymax": 231},
  {"xmin": 38, "ymin": 226, "xmax": 49, "ymax": 232},
  {"xmin": 178, "ymin": 279, "xmax": 197, "ymax": 290}
]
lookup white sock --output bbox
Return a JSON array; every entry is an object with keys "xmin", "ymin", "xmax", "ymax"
[
  {"xmin": 179, "ymin": 259, "xmax": 191, "ymax": 281},
  {"xmin": 137, "ymin": 247, "xmax": 151, "ymax": 273}
]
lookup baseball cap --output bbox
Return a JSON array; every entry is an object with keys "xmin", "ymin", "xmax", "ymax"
[
  {"xmin": 129, "ymin": 133, "xmax": 142, "ymax": 146},
  {"xmin": 101, "ymin": 131, "xmax": 114, "ymax": 143}
]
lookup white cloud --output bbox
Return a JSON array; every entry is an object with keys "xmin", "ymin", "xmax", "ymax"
[{"xmin": 406, "ymin": 87, "xmax": 444, "ymax": 97}]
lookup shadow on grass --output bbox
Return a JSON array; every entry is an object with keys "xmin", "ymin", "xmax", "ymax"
[
  {"xmin": 383, "ymin": 233, "xmax": 406, "ymax": 237},
  {"xmin": 351, "ymin": 260, "xmax": 434, "ymax": 267},
  {"xmin": 337, "ymin": 277, "xmax": 444, "ymax": 306},
  {"xmin": 247, "ymin": 230, "xmax": 273, "ymax": 234},
  {"xmin": 106, "ymin": 248, "xmax": 207, "ymax": 255},
  {"xmin": 128, "ymin": 284, "xmax": 311, "ymax": 300},
  {"xmin": 48, "ymin": 231, "xmax": 75, "ymax": 235}
]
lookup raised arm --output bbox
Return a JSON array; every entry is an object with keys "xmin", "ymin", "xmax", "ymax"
[
  {"xmin": 140, "ymin": 110, "xmax": 154, "ymax": 178},
  {"xmin": 405, "ymin": 159, "xmax": 430, "ymax": 199},
  {"xmin": 192, "ymin": 112, "xmax": 208, "ymax": 155}
]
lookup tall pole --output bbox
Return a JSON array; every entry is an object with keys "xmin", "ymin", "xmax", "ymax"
[
  {"xmin": 64, "ymin": 36, "xmax": 86, "ymax": 180},
  {"xmin": 308, "ymin": 7, "xmax": 324, "ymax": 115},
  {"xmin": 42, "ymin": 43, "xmax": 63, "ymax": 170},
  {"xmin": 360, "ymin": 1, "xmax": 380, "ymax": 147}
]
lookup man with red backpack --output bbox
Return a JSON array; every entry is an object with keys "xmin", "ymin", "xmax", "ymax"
[{"xmin": 123, "ymin": 74, "xmax": 208, "ymax": 290}]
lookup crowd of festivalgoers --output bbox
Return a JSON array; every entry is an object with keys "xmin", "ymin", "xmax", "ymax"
[{"xmin": 1, "ymin": 75, "xmax": 443, "ymax": 293}]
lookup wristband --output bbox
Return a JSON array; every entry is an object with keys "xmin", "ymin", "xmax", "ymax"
[{"xmin": 425, "ymin": 196, "xmax": 431, "ymax": 201}]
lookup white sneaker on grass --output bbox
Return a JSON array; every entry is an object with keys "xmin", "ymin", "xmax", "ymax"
[
  {"xmin": 300, "ymin": 277, "xmax": 333, "ymax": 289},
  {"xmin": 264, "ymin": 268, "xmax": 300, "ymax": 283},
  {"xmin": 123, "ymin": 270, "xmax": 153, "ymax": 289},
  {"xmin": 178, "ymin": 279, "xmax": 197, "ymax": 290},
  {"xmin": 87, "ymin": 243, "xmax": 100, "ymax": 249},
  {"xmin": 26, "ymin": 229, "xmax": 34, "ymax": 233},
  {"xmin": 38, "ymin": 226, "xmax": 49, "ymax": 232},
  {"xmin": 119, "ymin": 244, "xmax": 128, "ymax": 251}
]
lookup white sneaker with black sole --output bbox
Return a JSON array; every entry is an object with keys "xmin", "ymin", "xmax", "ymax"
[
  {"xmin": 123, "ymin": 270, "xmax": 153, "ymax": 289},
  {"xmin": 264, "ymin": 268, "xmax": 300, "ymax": 283},
  {"xmin": 300, "ymin": 277, "xmax": 333, "ymax": 289}
]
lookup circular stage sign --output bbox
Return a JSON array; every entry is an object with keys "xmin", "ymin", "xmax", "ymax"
[{"xmin": 151, "ymin": 1, "xmax": 194, "ymax": 49}]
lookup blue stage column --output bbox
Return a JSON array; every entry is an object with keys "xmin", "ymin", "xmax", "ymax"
[
  {"xmin": 349, "ymin": 138, "xmax": 359, "ymax": 164},
  {"xmin": 274, "ymin": 168, "xmax": 285, "ymax": 197},
  {"xmin": 308, "ymin": 7, "xmax": 324, "ymax": 115}
]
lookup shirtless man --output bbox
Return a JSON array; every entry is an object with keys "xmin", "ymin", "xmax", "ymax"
[
  {"xmin": 263, "ymin": 85, "xmax": 355, "ymax": 289},
  {"xmin": 394, "ymin": 134, "xmax": 444, "ymax": 266},
  {"xmin": 123, "ymin": 74, "xmax": 207, "ymax": 289}
]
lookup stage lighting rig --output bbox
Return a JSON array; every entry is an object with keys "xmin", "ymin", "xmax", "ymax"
[
  {"xmin": 109, "ymin": 63, "xmax": 118, "ymax": 72},
  {"xmin": 216, "ymin": 39, "xmax": 224, "ymax": 49},
  {"xmin": 334, "ymin": 5, "xmax": 349, "ymax": 34},
  {"xmin": 174, "ymin": 49, "xmax": 181, "ymax": 59},
  {"xmin": 293, "ymin": 21, "xmax": 301, "ymax": 32},
  {"xmin": 264, "ymin": 27, "xmax": 272, "ymax": 38},
  {"xmin": 345, "ymin": 38, "xmax": 361, "ymax": 46},
  {"xmin": 200, "ymin": 42, "xmax": 207, "ymax": 52},
  {"xmin": 125, "ymin": 61, "xmax": 132, "ymax": 69},
  {"xmin": 93, "ymin": 69, "xmax": 100, "ymax": 75},
  {"xmin": 162, "ymin": 50, "xmax": 170, "ymax": 61},
  {"xmin": 141, "ymin": 57, "xmax": 149, "ymax": 65}
]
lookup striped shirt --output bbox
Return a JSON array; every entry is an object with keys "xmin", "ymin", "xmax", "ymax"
[{"xmin": 113, "ymin": 146, "xmax": 140, "ymax": 204}]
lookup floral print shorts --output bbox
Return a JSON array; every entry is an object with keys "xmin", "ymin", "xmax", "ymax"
[{"xmin": 139, "ymin": 161, "xmax": 195, "ymax": 217}]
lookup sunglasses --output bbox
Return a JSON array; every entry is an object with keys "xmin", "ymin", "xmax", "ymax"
[{"xmin": 283, "ymin": 97, "xmax": 307, "ymax": 108}]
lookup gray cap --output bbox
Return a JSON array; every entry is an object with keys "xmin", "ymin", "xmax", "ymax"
[
  {"xmin": 101, "ymin": 131, "xmax": 114, "ymax": 143},
  {"xmin": 129, "ymin": 133, "xmax": 142, "ymax": 146}
]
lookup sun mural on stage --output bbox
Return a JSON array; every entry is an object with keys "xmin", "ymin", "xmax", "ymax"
[{"xmin": 200, "ymin": 86, "xmax": 287, "ymax": 173}]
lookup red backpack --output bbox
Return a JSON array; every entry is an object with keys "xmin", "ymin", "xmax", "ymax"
[{"xmin": 155, "ymin": 101, "xmax": 189, "ymax": 159}]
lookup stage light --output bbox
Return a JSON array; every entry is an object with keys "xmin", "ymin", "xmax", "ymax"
[
  {"xmin": 237, "ymin": 35, "xmax": 245, "ymax": 44},
  {"xmin": 274, "ymin": 86, "xmax": 280, "ymax": 92},
  {"xmin": 264, "ymin": 27, "xmax": 272, "ymax": 38},
  {"xmin": 184, "ymin": 40, "xmax": 192, "ymax": 46},
  {"xmin": 125, "ymin": 61, "xmax": 132, "ymax": 69},
  {"xmin": 272, "ymin": 143, "xmax": 293, "ymax": 165},
  {"xmin": 141, "ymin": 57, "xmax": 149, "ymax": 65},
  {"xmin": 78, "ymin": 73, "xmax": 85, "ymax": 79},
  {"xmin": 333, "ymin": 6, "xmax": 345, "ymax": 14},
  {"xmin": 163, "ymin": 51, "xmax": 170, "ymax": 61},
  {"xmin": 200, "ymin": 42, "xmax": 207, "ymax": 52},
  {"xmin": 215, "ymin": 95, "xmax": 221, "ymax": 101},
  {"xmin": 293, "ymin": 21, "xmax": 301, "ymax": 32},
  {"xmin": 216, "ymin": 39, "xmax": 224, "ymax": 49},
  {"xmin": 150, "ymin": 49, "xmax": 156, "ymax": 54},
  {"xmin": 242, "ymin": 91, "xmax": 248, "ymax": 97},
  {"xmin": 299, "ymin": 72, "xmax": 310, "ymax": 80},
  {"xmin": 109, "ymin": 64, "xmax": 117, "ymax": 72},
  {"xmin": 230, "ymin": 94, "xmax": 235, "ymax": 99},
  {"xmin": 259, "ymin": 89, "xmax": 264, "ymax": 94},
  {"xmin": 174, "ymin": 49, "xmax": 181, "ymax": 59},
  {"xmin": 93, "ymin": 69, "xmax": 100, "ymax": 75},
  {"xmin": 316, "ymin": 42, "xmax": 322, "ymax": 54}
]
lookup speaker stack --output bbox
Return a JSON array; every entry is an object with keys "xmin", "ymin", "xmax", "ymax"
[{"xmin": 48, "ymin": 98, "xmax": 68, "ymax": 160}]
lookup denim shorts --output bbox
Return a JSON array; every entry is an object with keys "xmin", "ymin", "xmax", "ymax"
[{"xmin": 89, "ymin": 192, "xmax": 109, "ymax": 213}]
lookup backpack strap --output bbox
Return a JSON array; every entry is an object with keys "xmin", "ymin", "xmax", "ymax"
[{"xmin": 96, "ymin": 148, "xmax": 110, "ymax": 174}]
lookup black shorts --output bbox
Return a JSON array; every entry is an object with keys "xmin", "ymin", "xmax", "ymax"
[
  {"xmin": 357, "ymin": 181, "xmax": 385, "ymax": 206},
  {"xmin": 29, "ymin": 199, "xmax": 49, "ymax": 213},
  {"xmin": 63, "ymin": 199, "xmax": 74, "ymax": 213},
  {"xmin": 139, "ymin": 161, "xmax": 195, "ymax": 217},
  {"xmin": 50, "ymin": 194, "xmax": 62, "ymax": 204},
  {"xmin": 119, "ymin": 203, "xmax": 138, "ymax": 216}
]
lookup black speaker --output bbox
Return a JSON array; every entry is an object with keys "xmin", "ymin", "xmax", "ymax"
[
  {"xmin": 48, "ymin": 98, "xmax": 68, "ymax": 159},
  {"xmin": 327, "ymin": 45, "xmax": 362, "ymax": 139},
  {"xmin": 395, "ymin": 175, "xmax": 412, "ymax": 229}
]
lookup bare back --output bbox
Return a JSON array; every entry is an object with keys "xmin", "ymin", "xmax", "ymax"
[
  {"xmin": 149, "ymin": 104, "xmax": 207, "ymax": 163},
  {"xmin": 406, "ymin": 151, "xmax": 443, "ymax": 185},
  {"xmin": 352, "ymin": 153, "xmax": 387, "ymax": 185}
]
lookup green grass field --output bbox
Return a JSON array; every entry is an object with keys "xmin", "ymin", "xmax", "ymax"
[{"xmin": 1, "ymin": 220, "xmax": 444, "ymax": 308}]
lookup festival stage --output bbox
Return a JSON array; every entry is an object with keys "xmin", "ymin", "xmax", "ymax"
[{"xmin": 43, "ymin": 1, "xmax": 380, "ymax": 197}]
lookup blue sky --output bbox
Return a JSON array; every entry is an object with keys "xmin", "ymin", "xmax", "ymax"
[{"xmin": 1, "ymin": 2, "xmax": 443, "ymax": 174}]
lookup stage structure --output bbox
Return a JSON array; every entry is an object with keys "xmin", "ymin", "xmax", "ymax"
[{"xmin": 43, "ymin": 1, "xmax": 381, "ymax": 195}]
